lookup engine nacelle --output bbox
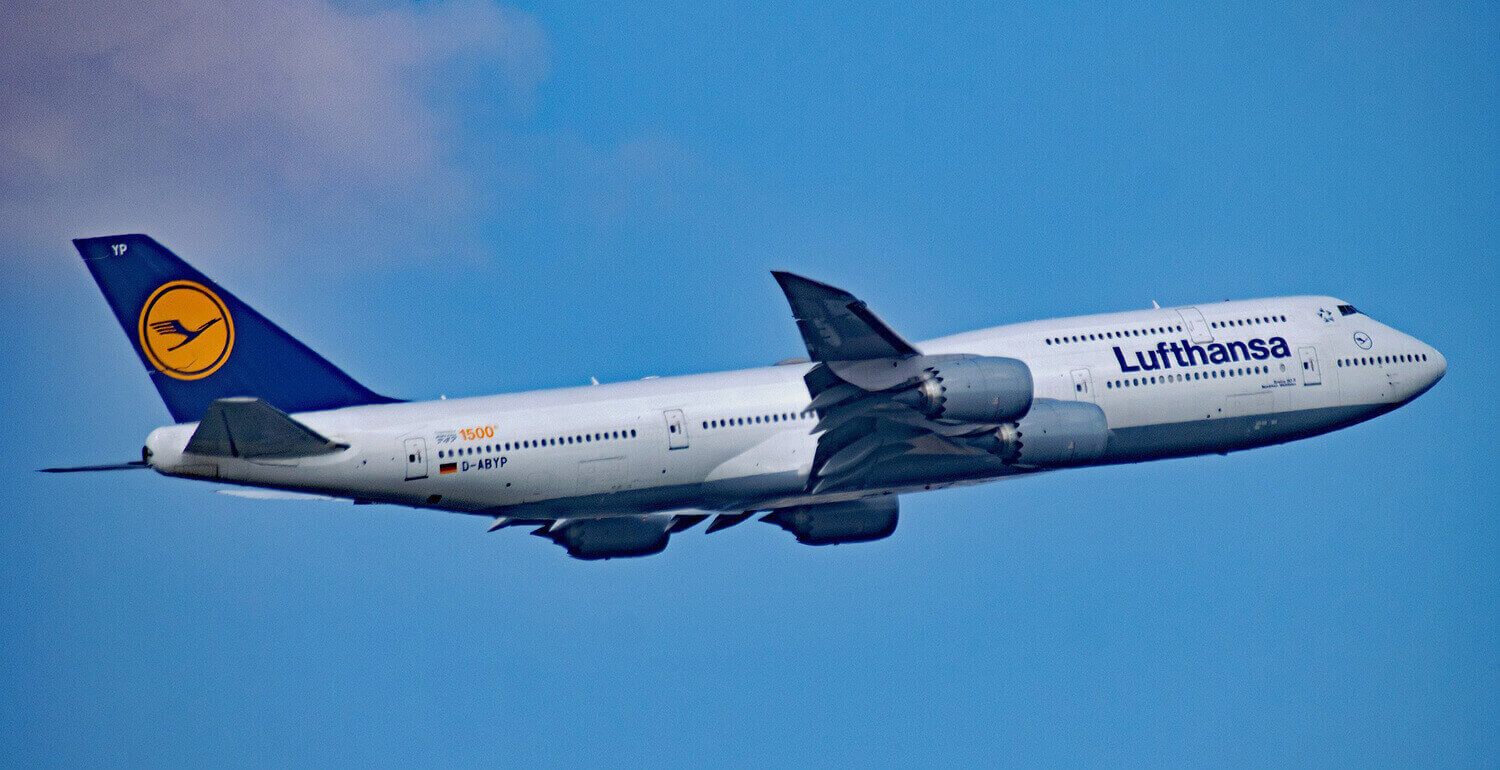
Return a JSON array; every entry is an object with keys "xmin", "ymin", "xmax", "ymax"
[
  {"xmin": 762, "ymin": 497, "xmax": 899, "ymax": 545},
  {"xmin": 894, "ymin": 356, "xmax": 1032, "ymax": 423},
  {"xmin": 540, "ymin": 515, "xmax": 673, "ymax": 560},
  {"xmin": 983, "ymin": 398, "xmax": 1109, "ymax": 467}
]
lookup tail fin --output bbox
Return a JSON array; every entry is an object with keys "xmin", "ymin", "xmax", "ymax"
[{"xmin": 74, "ymin": 234, "xmax": 400, "ymax": 422}]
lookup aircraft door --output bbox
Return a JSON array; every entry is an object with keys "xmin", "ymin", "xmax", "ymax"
[
  {"xmin": 1070, "ymin": 368, "xmax": 1095, "ymax": 402},
  {"xmin": 1177, "ymin": 307, "xmax": 1214, "ymax": 343},
  {"xmin": 664, "ymin": 409, "xmax": 689, "ymax": 449},
  {"xmin": 404, "ymin": 437, "xmax": 428, "ymax": 480},
  {"xmin": 1299, "ymin": 346, "xmax": 1322, "ymax": 385}
]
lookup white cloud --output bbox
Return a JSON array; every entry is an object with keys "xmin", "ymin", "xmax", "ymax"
[{"xmin": 0, "ymin": 0, "xmax": 546, "ymax": 267}]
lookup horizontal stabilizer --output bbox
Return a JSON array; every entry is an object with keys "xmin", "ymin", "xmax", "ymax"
[
  {"xmin": 185, "ymin": 397, "xmax": 344, "ymax": 459},
  {"xmin": 40, "ymin": 461, "xmax": 148, "ymax": 473}
]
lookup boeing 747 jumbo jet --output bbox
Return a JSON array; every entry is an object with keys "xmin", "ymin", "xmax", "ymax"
[{"xmin": 48, "ymin": 235, "xmax": 1445, "ymax": 559}]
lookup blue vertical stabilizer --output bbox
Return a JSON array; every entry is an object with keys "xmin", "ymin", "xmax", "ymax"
[{"xmin": 74, "ymin": 234, "xmax": 401, "ymax": 422}]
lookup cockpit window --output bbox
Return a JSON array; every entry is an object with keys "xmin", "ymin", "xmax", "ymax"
[{"xmin": 1338, "ymin": 304, "xmax": 1359, "ymax": 316}]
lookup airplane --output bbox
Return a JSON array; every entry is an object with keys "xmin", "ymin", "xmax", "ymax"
[{"xmin": 46, "ymin": 234, "xmax": 1446, "ymax": 559}]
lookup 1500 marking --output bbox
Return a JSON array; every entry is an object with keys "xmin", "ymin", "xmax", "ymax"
[{"xmin": 458, "ymin": 425, "xmax": 496, "ymax": 441}]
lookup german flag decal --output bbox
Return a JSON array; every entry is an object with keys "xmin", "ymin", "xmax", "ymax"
[{"xmin": 439, "ymin": 463, "xmax": 457, "ymax": 475}]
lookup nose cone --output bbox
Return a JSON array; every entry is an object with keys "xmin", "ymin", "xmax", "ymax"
[{"xmin": 1407, "ymin": 341, "xmax": 1446, "ymax": 401}]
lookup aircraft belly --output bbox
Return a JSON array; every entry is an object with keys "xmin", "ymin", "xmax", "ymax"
[{"xmin": 1102, "ymin": 402, "xmax": 1396, "ymax": 462}]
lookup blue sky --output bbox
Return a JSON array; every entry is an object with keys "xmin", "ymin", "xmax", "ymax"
[{"xmin": 2, "ymin": 1, "xmax": 1496, "ymax": 766}]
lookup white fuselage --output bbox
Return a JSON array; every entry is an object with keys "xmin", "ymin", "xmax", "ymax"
[{"xmin": 144, "ymin": 296, "xmax": 1445, "ymax": 518}]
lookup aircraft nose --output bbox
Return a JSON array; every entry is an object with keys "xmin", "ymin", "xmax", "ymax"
[{"xmin": 1429, "ymin": 345, "xmax": 1447, "ymax": 383}]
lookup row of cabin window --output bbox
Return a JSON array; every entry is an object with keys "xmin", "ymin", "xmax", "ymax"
[
  {"xmin": 1046, "ymin": 325, "xmax": 1184, "ymax": 346},
  {"xmin": 703, "ymin": 411, "xmax": 814, "ymax": 431},
  {"xmin": 1338, "ymin": 353, "xmax": 1427, "ymax": 368},
  {"xmin": 1108, "ymin": 365, "xmax": 1271, "ymax": 389},
  {"xmin": 1209, "ymin": 315, "xmax": 1287, "ymax": 329},
  {"xmin": 437, "ymin": 428, "xmax": 639, "ymax": 458},
  {"xmin": 1046, "ymin": 314, "xmax": 1290, "ymax": 347}
]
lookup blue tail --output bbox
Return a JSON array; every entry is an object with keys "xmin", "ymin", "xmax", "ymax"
[{"xmin": 74, "ymin": 234, "xmax": 401, "ymax": 423}]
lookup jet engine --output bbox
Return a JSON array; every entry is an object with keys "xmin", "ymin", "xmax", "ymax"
[
  {"xmin": 762, "ymin": 497, "xmax": 899, "ymax": 545},
  {"xmin": 977, "ymin": 398, "xmax": 1109, "ymax": 467},
  {"xmin": 536, "ymin": 515, "xmax": 674, "ymax": 560},
  {"xmin": 892, "ymin": 356, "xmax": 1032, "ymax": 423}
]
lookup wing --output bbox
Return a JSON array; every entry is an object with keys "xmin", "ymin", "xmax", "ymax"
[
  {"xmin": 773, "ymin": 272, "xmax": 1013, "ymax": 494},
  {"xmin": 772, "ymin": 271, "xmax": 919, "ymax": 361}
]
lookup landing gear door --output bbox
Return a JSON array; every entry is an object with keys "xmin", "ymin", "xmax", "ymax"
[
  {"xmin": 1070, "ymin": 368, "xmax": 1095, "ymax": 403},
  {"xmin": 1299, "ymin": 346, "xmax": 1322, "ymax": 385},
  {"xmin": 664, "ymin": 409, "xmax": 689, "ymax": 450},
  {"xmin": 1177, "ymin": 307, "xmax": 1213, "ymax": 343},
  {"xmin": 404, "ymin": 437, "xmax": 428, "ymax": 480}
]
